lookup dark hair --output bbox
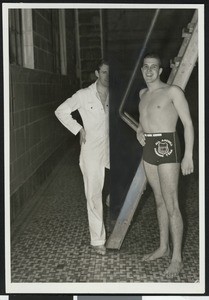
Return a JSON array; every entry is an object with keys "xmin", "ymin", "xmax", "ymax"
[
  {"xmin": 142, "ymin": 53, "xmax": 162, "ymax": 68},
  {"xmin": 95, "ymin": 58, "xmax": 109, "ymax": 71}
]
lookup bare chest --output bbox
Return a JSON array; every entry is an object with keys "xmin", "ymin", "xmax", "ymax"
[{"xmin": 139, "ymin": 92, "xmax": 172, "ymax": 115}]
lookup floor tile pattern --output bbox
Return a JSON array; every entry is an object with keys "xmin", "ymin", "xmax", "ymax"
[{"xmin": 11, "ymin": 143, "xmax": 199, "ymax": 283}]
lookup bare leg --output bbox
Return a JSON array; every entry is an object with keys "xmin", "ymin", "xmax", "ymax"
[
  {"xmin": 158, "ymin": 163, "xmax": 183, "ymax": 277},
  {"xmin": 142, "ymin": 161, "xmax": 170, "ymax": 261}
]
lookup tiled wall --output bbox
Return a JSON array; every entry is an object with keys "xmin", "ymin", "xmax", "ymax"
[
  {"xmin": 76, "ymin": 9, "xmax": 103, "ymax": 87},
  {"xmin": 10, "ymin": 65, "xmax": 78, "ymax": 224},
  {"xmin": 33, "ymin": 9, "xmax": 58, "ymax": 72},
  {"xmin": 10, "ymin": 9, "xmax": 79, "ymax": 225}
]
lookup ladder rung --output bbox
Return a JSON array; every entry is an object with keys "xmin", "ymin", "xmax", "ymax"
[
  {"xmin": 187, "ymin": 23, "xmax": 196, "ymax": 31},
  {"xmin": 170, "ymin": 57, "xmax": 182, "ymax": 68},
  {"xmin": 167, "ymin": 10, "xmax": 198, "ymax": 89},
  {"xmin": 182, "ymin": 28, "xmax": 192, "ymax": 38}
]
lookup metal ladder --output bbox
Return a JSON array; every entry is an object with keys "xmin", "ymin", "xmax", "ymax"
[{"xmin": 106, "ymin": 9, "xmax": 198, "ymax": 249}]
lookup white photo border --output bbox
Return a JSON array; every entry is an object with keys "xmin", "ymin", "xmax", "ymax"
[{"xmin": 3, "ymin": 2, "xmax": 205, "ymax": 294}]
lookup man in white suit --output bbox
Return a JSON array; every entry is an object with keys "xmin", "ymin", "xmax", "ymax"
[{"xmin": 55, "ymin": 60, "xmax": 109, "ymax": 255}]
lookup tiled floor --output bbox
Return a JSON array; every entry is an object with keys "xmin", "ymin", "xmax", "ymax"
[{"xmin": 11, "ymin": 142, "xmax": 199, "ymax": 283}]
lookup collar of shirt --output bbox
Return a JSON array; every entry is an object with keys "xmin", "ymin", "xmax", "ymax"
[{"xmin": 90, "ymin": 80, "xmax": 109, "ymax": 103}]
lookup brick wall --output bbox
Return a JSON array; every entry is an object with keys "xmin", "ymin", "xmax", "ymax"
[
  {"xmin": 76, "ymin": 9, "xmax": 103, "ymax": 87},
  {"xmin": 33, "ymin": 9, "xmax": 57, "ymax": 72},
  {"xmin": 10, "ymin": 9, "xmax": 79, "ymax": 225},
  {"xmin": 10, "ymin": 65, "xmax": 78, "ymax": 224}
]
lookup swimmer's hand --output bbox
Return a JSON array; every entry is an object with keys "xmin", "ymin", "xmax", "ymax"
[
  {"xmin": 79, "ymin": 128, "xmax": 86, "ymax": 145},
  {"xmin": 136, "ymin": 129, "xmax": 146, "ymax": 146},
  {"xmin": 181, "ymin": 156, "xmax": 194, "ymax": 175}
]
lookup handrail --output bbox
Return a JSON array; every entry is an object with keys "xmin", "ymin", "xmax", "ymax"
[{"xmin": 119, "ymin": 9, "xmax": 161, "ymax": 132}]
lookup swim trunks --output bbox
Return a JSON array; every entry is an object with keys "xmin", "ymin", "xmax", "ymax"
[{"xmin": 143, "ymin": 132, "xmax": 181, "ymax": 165}]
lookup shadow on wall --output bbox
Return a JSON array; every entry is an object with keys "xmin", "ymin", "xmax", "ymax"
[{"xmin": 107, "ymin": 9, "xmax": 197, "ymax": 220}]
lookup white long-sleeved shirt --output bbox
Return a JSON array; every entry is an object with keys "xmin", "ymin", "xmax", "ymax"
[{"xmin": 55, "ymin": 81, "xmax": 109, "ymax": 167}]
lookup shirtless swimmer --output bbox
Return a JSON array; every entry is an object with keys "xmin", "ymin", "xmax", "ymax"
[{"xmin": 137, "ymin": 53, "xmax": 194, "ymax": 278}]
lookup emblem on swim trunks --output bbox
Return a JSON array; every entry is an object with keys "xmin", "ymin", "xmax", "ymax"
[{"xmin": 154, "ymin": 139, "xmax": 173, "ymax": 157}]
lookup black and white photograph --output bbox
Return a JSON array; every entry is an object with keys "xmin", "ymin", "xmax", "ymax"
[{"xmin": 3, "ymin": 2, "xmax": 205, "ymax": 294}]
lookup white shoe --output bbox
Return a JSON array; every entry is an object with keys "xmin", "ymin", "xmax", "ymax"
[{"xmin": 92, "ymin": 245, "xmax": 106, "ymax": 255}]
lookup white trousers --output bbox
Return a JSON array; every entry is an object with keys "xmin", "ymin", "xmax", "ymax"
[{"xmin": 79, "ymin": 151, "xmax": 106, "ymax": 246}]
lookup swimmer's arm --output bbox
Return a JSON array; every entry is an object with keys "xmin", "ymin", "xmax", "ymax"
[
  {"xmin": 136, "ymin": 89, "xmax": 146, "ymax": 146},
  {"xmin": 136, "ymin": 124, "xmax": 146, "ymax": 146},
  {"xmin": 170, "ymin": 86, "xmax": 194, "ymax": 175}
]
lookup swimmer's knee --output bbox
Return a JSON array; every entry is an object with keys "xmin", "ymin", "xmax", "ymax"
[
  {"xmin": 162, "ymin": 189, "xmax": 178, "ymax": 204},
  {"xmin": 167, "ymin": 204, "xmax": 181, "ymax": 218},
  {"xmin": 155, "ymin": 198, "xmax": 166, "ymax": 210},
  {"xmin": 153, "ymin": 190, "xmax": 163, "ymax": 201}
]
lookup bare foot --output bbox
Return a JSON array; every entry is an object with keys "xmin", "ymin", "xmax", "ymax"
[
  {"xmin": 142, "ymin": 247, "xmax": 170, "ymax": 261},
  {"xmin": 164, "ymin": 260, "xmax": 183, "ymax": 278}
]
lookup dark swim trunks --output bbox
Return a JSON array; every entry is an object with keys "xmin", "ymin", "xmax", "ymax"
[{"xmin": 143, "ymin": 132, "xmax": 181, "ymax": 165}]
